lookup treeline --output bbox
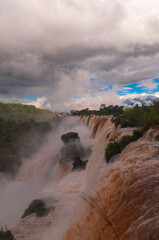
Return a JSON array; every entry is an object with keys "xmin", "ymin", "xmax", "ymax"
[
  {"xmin": 71, "ymin": 104, "xmax": 124, "ymax": 116},
  {"xmin": 0, "ymin": 102, "xmax": 57, "ymax": 121},
  {"xmin": 71, "ymin": 100, "xmax": 159, "ymax": 130},
  {"xmin": 0, "ymin": 102, "xmax": 58, "ymax": 177},
  {"xmin": 0, "ymin": 118, "xmax": 52, "ymax": 176},
  {"xmin": 112, "ymin": 101, "xmax": 159, "ymax": 130},
  {"xmin": 104, "ymin": 100, "xmax": 159, "ymax": 163}
]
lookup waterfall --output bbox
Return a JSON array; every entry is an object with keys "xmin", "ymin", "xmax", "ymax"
[
  {"xmin": 64, "ymin": 117, "xmax": 159, "ymax": 240},
  {"xmin": 2, "ymin": 116, "xmax": 159, "ymax": 240}
]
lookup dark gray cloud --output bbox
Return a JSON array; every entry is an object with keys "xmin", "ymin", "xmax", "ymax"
[{"xmin": 0, "ymin": 0, "xmax": 159, "ymax": 110}]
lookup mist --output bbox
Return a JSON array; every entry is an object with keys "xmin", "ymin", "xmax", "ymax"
[
  {"xmin": 0, "ymin": 116, "xmax": 94, "ymax": 228},
  {"xmin": 0, "ymin": 175, "xmax": 44, "ymax": 227}
]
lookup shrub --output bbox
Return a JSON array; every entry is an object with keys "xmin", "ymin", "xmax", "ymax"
[
  {"xmin": 0, "ymin": 230, "xmax": 15, "ymax": 240},
  {"xmin": 119, "ymin": 135, "xmax": 134, "ymax": 150},
  {"xmin": 155, "ymin": 135, "xmax": 159, "ymax": 141},
  {"xmin": 70, "ymin": 105, "xmax": 124, "ymax": 116},
  {"xmin": 22, "ymin": 199, "xmax": 48, "ymax": 218},
  {"xmin": 105, "ymin": 130, "xmax": 142, "ymax": 162},
  {"xmin": 133, "ymin": 130, "xmax": 142, "ymax": 140},
  {"xmin": 112, "ymin": 101, "xmax": 159, "ymax": 130},
  {"xmin": 61, "ymin": 132, "xmax": 79, "ymax": 144},
  {"xmin": 72, "ymin": 157, "xmax": 88, "ymax": 171},
  {"xmin": 105, "ymin": 142, "xmax": 121, "ymax": 163}
]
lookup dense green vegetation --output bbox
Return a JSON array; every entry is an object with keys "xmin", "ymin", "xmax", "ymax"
[
  {"xmin": 0, "ymin": 105, "xmax": 52, "ymax": 176},
  {"xmin": 0, "ymin": 102, "xmax": 56, "ymax": 121},
  {"xmin": 119, "ymin": 130, "xmax": 142, "ymax": 150},
  {"xmin": 105, "ymin": 141, "xmax": 121, "ymax": 162},
  {"xmin": 72, "ymin": 101, "xmax": 159, "ymax": 130},
  {"xmin": 0, "ymin": 102, "xmax": 58, "ymax": 176},
  {"xmin": 105, "ymin": 130, "xmax": 142, "ymax": 162},
  {"xmin": 112, "ymin": 101, "xmax": 159, "ymax": 130},
  {"xmin": 0, "ymin": 230, "xmax": 15, "ymax": 240},
  {"xmin": 61, "ymin": 132, "xmax": 79, "ymax": 144},
  {"xmin": 22, "ymin": 199, "xmax": 48, "ymax": 218},
  {"xmin": 0, "ymin": 118, "xmax": 52, "ymax": 176},
  {"xmin": 0, "ymin": 118, "xmax": 52, "ymax": 148},
  {"xmin": 71, "ymin": 104, "xmax": 124, "ymax": 116},
  {"xmin": 72, "ymin": 157, "xmax": 88, "ymax": 171}
]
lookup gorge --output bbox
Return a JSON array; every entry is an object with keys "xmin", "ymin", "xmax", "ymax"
[{"xmin": 1, "ymin": 115, "xmax": 159, "ymax": 240}]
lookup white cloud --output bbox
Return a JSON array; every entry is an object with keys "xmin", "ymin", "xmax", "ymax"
[
  {"xmin": 0, "ymin": 96, "xmax": 50, "ymax": 109},
  {"xmin": 52, "ymin": 90, "xmax": 122, "ymax": 112},
  {"xmin": 122, "ymin": 87, "xmax": 132, "ymax": 90},
  {"xmin": 1, "ymin": 0, "xmax": 159, "ymax": 110},
  {"xmin": 120, "ymin": 92, "xmax": 149, "ymax": 100},
  {"xmin": 140, "ymin": 79, "xmax": 158, "ymax": 90}
]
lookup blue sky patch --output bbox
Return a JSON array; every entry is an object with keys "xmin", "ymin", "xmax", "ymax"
[
  {"xmin": 90, "ymin": 78, "xmax": 101, "ymax": 84},
  {"xmin": 19, "ymin": 94, "xmax": 43, "ymax": 100},
  {"xmin": 73, "ymin": 94, "xmax": 81, "ymax": 99},
  {"xmin": 98, "ymin": 84, "xmax": 113, "ymax": 92},
  {"xmin": 119, "ymin": 79, "xmax": 159, "ymax": 96},
  {"xmin": 154, "ymin": 78, "xmax": 159, "ymax": 83}
]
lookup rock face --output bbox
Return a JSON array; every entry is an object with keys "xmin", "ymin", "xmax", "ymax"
[
  {"xmin": 59, "ymin": 143, "xmax": 85, "ymax": 164},
  {"xmin": 58, "ymin": 132, "xmax": 85, "ymax": 164},
  {"xmin": 72, "ymin": 157, "xmax": 88, "ymax": 171},
  {"xmin": 22, "ymin": 199, "xmax": 52, "ymax": 219},
  {"xmin": 0, "ymin": 149, "xmax": 21, "ymax": 177}
]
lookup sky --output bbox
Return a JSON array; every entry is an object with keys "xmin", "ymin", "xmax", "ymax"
[{"xmin": 1, "ymin": 0, "xmax": 159, "ymax": 111}]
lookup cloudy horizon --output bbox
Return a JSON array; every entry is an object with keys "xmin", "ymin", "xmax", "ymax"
[{"xmin": 1, "ymin": 0, "xmax": 159, "ymax": 111}]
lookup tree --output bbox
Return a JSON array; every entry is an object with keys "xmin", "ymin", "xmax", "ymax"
[{"xmin": 100, "ymin": 104, "xmax": 106, "ymax": 110}]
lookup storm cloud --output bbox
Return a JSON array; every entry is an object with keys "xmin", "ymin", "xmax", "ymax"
[{"xmin": 1, "ymin": 0, "xmax": 159, "ymax": 110}]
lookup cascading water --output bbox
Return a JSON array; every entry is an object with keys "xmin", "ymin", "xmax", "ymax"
[
  {"xmin": 0, "ymin": 116, "xmax": 94, "ymax": 240},
  {"xmin": 64, "ymin": 116, "xmax": 159, "ymax": 240},
  {"xmin": 1, "ymin": 115, "xmax": 159, "ymax": 240}
]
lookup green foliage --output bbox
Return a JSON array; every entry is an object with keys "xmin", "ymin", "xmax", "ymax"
[
  {"xmin": 71, "ymin": 105, "xmax": 124, "ymax": 116},
  {"xmin": 22, "ymin": 199, "xmax": 47, "ymax": 218},
  {"xmin": 105, "ymin": 130, "xmax": 142, "ymax": 162},
  {"xmin": 119, "ymin": 135, "xmax": 133, "ymax": 151},
  {"xmin": 0, "ymin": 118, "xmax": 52, "ymax": 176},
  {"xmin": 133, "ymin": 130, "xmax": 142, "ymax": 140},
  {"xmin": 61, "ymin": 132, "xmax": 79, "ymax": 144},
  {"xmin": 0, "ymin": 102, "xmax": 56, "ymax": 121},
  {"xmin": 155, "ymin": 135, "xmax": 159, "ymax": 141},
  {"xmin": 72, "ymin": 157, "xmax": 88, "ymax": 171},
  {"xmin": 0, "ymin": 102, "xmax": 56, "ymax": 176},
  {"xmin": 105, "ymin": 142, "xmax": 121, "ymax": 162},
  {"xmin": 112, "ymin": 101, "xmax": 159, "ymax": 130},
  {"xmin": 0, "ymin": 230, "xmax": 15, "ymax": 240},
  {"xmin": 119, "ymin": 130, "xmax": 142, "ymax": 150}
]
